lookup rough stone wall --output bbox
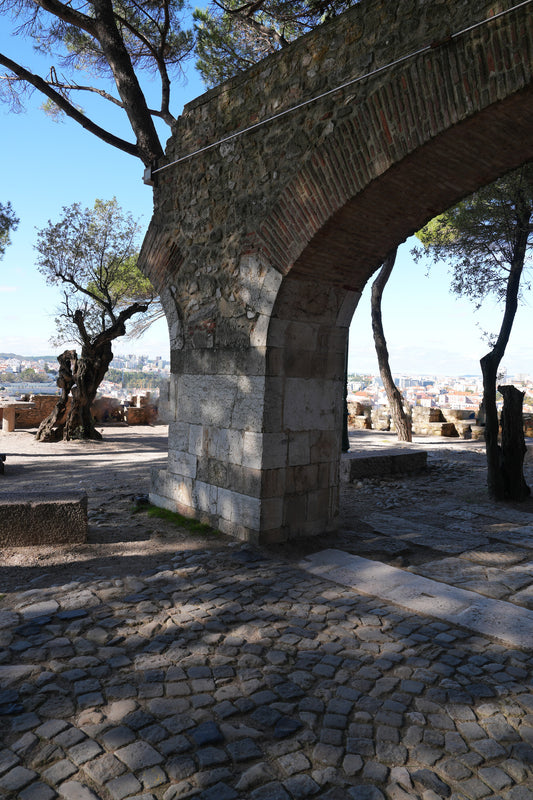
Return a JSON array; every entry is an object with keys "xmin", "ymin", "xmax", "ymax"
[
  {"xmin": 143, "ymin": 0, "xmax": 533, "ymax": 541},
  {"xmin": 348, "ymin": 405, "xmax": 533, "ymax": 440},
  {"xmin": 9, "ymin": 395, "xmax": 60, "ymax": 428},
  {"xmin": 3, "ymin": 394, "xmax": 158, "ymax": 429},
  {"xmin": 144, "ymin": 0, "xmax": 533, "ymax": 335}
]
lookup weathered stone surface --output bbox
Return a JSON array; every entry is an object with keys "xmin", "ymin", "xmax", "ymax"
[
  {"xmin": 0, "ymin": 492, "xmax": 87, "ymax": 546},
  {"xmin": 2, "ymin": 414, "xmax": 533, "ymax": 800},
  {"xmin": 141, "ymin": 0, "xmax": 533, "ymax": 542},
  {"xmin": 341, "ymin": 450, "xmax": 427, "ymax": 481}
]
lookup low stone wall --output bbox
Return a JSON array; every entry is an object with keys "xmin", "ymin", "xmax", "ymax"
[
  {"xmin": 371, "ymin": 409, "xmax": 391, "ymax": 432},
  {"xmin": 345, "ymin": 404, "xmax": 505, "ymax": 440},
  {"xmin": 7, "ymin": 395, "xmax": 61, "ymax": 427},
  {"xmin": 126, "ymin": 405, "xmax": 158, "ymax": 425},
  {"xmin": 0, "ymin": 393, "xmax": 159, "ymax": 429},
  {"xmin": 412, "ymin": 407, "xmax": 444, "ymax": 425},
  {"xmin": 92, "ymin": 397, "xmax": 124, "ymax": 423},
  {"xmin": 0, "ymin": 491, "xmax": 88, "ymax": 546}
]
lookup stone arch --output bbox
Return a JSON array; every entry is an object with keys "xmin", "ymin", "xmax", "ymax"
[
  {"xmin": 254, "ymin": 30, "xmax": 533, "ymax": 283},
  {"xmin": 146, "ymin": 0, "xmax": 533, "ymax": 542},
  {"xmin": 251, "ymin": 5, "xmax": 533, "ymax": 541}
]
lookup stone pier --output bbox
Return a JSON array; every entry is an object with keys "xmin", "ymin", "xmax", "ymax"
[{"xmin": 142, "ymin": 0, "xmax": 533, "ymax": 542}]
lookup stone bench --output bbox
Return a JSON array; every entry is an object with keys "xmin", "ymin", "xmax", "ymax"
[
  {"xmin": 341, "ymin": 449, "xmax": 427, "ymax": 482},
  {"xmin": 0, "ymin": 491, "xmax": 88, "ymax": 546}
]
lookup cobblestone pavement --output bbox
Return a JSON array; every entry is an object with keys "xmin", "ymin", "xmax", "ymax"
[{"xmin": 1, "ymin": 428, "xmax": 533, "ymax": 800}]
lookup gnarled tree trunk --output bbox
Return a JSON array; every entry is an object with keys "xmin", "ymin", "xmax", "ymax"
[
  {"xmin": 371, "ymin": 248, "xmax": 412, "ymax": 442},
  {"xmin": 35, "ymin": 302, "xmax": 148, "ymax": 442},
  {"xmin": 64, "ymin": 341, "xmax": 114, "ymax": 440},
  {"xmin": 36, "ymin": 350, "xmax": 77, "ymax": 442}
]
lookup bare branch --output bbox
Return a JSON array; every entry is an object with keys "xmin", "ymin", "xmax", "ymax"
[
  {"xmin": 0, "ymin": 51, "xmax": 140, "ymax": 158},
  {"xmin": 46, "ymin": 72, "xmax": 125, "ymax": 108},
  {"xmin": 213, "ymin": 0, "xmax": 268, "ymax": 16}
]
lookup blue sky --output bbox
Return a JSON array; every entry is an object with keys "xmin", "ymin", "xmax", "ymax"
[
  {"xmin": 348, "ymin": 245, "xmax": 533, "ymax": 378},
  {"xmin": 0, "ymin": 20, "xmax": 204, "ymax": 360},
  {"xmin": 1, "ymin": 19, "xmax": 532, "ymax": 377}
]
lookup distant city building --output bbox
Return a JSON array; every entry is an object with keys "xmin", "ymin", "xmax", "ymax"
[{"xmin": 347, "ymin": 371, "xmax": 530, "ymax": 416}]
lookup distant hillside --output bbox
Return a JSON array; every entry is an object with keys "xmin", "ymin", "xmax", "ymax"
[{"xmin": 0, "ymin": 353, "xmax": 57, "ymax": 360}]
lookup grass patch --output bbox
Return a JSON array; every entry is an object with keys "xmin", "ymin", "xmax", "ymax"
[{"xmin": 133, "ymin": 501, "xmax": 219, "ymax": 536}]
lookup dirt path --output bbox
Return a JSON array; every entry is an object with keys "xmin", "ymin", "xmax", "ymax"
[
  {"xmin": 2, "ymin": 425, "xmax": 533, "ymax": 604},
  {"xmin": 0, "ymin": 425, "xmax": 229, "ymax": 593}
]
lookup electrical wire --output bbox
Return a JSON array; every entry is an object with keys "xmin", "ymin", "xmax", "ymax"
[{"xmin": 149, "ymin": 0, "xmax": 533, "ymax": 180}]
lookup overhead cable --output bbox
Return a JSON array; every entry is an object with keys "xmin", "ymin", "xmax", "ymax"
[{"xmin": 145, "ymin": 0, "xmax": 533, "ymax": 183}]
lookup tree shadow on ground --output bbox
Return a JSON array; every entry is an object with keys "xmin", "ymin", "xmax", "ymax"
[{"xmin": 0, "ymin": 544, "xmax": 532, "ymax": 799}]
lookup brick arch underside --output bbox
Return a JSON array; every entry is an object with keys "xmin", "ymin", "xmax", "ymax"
[
  {"xmin": 257, "ymin": 0, "xmax": 533, "ymax": 291},
  {"xmin": 268, "ymin": 81, "xmax": 533, "ymax": 316},
  {"xmin": 264, "ymin": 81, "xmax": 533, "ymax": 379},
  {"xmin": 257, "ymin": 80, "xmax": 533, "ymax": 539}
]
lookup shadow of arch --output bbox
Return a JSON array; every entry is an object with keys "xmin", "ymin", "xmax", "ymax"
[{"xmin": 1, "ymin": 546, "xmax": 533, "ymax": 798}]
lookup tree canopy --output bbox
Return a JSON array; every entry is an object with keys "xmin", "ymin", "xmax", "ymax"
[
  {"xmin": 35, "ymin": 197, "xmax": 156, "ymax": 440},
  {"xmin": 194, "ymin": 0, "xmax": 357, "ymax": 87},
  {"xmin": 35, "ymin": 197, "xmax": 155, "ymax": 346},
  {"xmin": 414, "ymin": 163, "xmax": 533, "ymax": 500},
  {"xmin": 0, "ymin": 0, "xmax": 356, "ymax": 165},
  {"xmin": 0, "ymin": 0, "xmax": 195, "ymax": 165},
  {"xmin": 415, "ymin": 165, "xmax": 533, "ymax": 312},
  {"xmin": 0, "ymin": 201, "xmax": 19, "ymax": 259}
]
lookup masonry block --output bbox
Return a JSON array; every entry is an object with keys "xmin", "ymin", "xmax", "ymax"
[
  {"xmin": 192, "ymin": 480, "xmax": 219, "ymax": 516},
  {"xmin": 151, "ymin": 467, "xmax": 193, "ymax": 509},
  {"xmin": 188, "ymin": 424, "xmax": 204, "ymax": 457},
  {"xmin": 288, "ymin": 432, "xmax": 311, "ymax": 466},
  {"xmin": 168, "ymin": 450, "xmax": 197, "ymax": 479},
  {"xmin": 227, "ymin": 463, "xmax": 262, "ymax": 497},
  {"xmin": 341, "ymin": 450, "xmax": 427, "ymax": 481},
  {"xmin": 283, "ymin": 378, "xmax": 339, "ymax": 431},
  {"xmin": 168, "ymin": 421, "xmax": 191, "ymax": 451},
  {"xmin": 242, "ymin": 430, "xmax": 263, "ymax": 469},
  {"xmin": 217, "ymin": 487, "xmax": 260, "ymax": 529},
  {"xmin": 260, "ymin": 497, "xmax": 284, "ymax": 529},
  {"xmin": 0, "ymin": 492, "xmax": 88, "ymax": 546},
  {"xmin": 286, "ymin": 464, "xmax": 320, "ymax": 493}
]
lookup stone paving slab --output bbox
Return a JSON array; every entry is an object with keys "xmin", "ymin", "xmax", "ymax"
[
  {"xmin": 298, "ymin": 549, "xmax": 533, "ymax": 649},
  {"xmin": 362, "ymin": 512, "xmax": 492, "ymax": 554}
]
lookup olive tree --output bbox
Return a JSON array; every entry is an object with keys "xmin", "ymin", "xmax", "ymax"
[{"xmin": 35, "ymin": 197, "xmax": 156, "ymax": 441}]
